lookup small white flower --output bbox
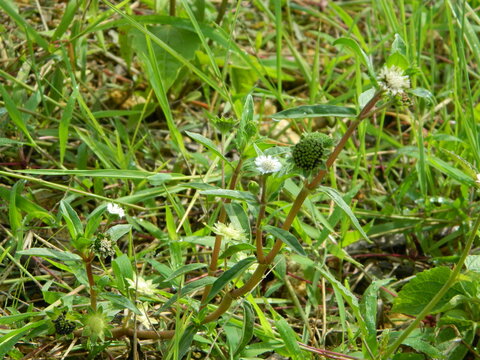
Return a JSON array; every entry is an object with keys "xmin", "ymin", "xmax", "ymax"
[
  {"xmin": 213, "ymin": 222, "xmax": 247, "ymax": 242},
  {"xmin": 107, "ymin": 203, "xmax": 125, "ymax": 218},
  {"xmin": 126, "ymin": 274, "xmax": 157, "ymax": 296},
  {"xmin": 137, "ymin": 303, "xmax": 158, "ymax": 329},
  {"xmin": 378, "ymin": 65, "xmax": 410, "ymax": 95},
  {"xmin": 255, "ymin": 155, "xmax": 282, "ymax": 174},
  {"xmin": 476, "ymin": 174, "xmax": 480, "ymax": 184}
]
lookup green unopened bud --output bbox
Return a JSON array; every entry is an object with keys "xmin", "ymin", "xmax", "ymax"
[
  {"xmin": 292, "ymin": 132, "xmax": 334, "ymax": 171},
  {"xmin": 248, "ymin": 181, "xmax": 260, "ymax": 195},
  {"xmin": 84, "ymin": 311, "xmax": 109, "ymax": 342},
  {"xmin": 212, "ymin": 117, "xmax": 236, "ymax": 134}
]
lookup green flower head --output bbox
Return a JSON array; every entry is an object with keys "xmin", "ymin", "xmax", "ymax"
[{"xmin": 292, "ymin": 132, "xmax": 334, "ymax": 171}]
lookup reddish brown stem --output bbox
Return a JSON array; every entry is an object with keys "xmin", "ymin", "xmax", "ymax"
[
  {"xmin": 201, "ymin": 92, "xmax": 384, "ymax": 324},
  {"xmin": 201, "ymin": 159, "xmax": 244, "ymax": 304},
  {"xmin": 84, "ymin": 254, "xmax": 97, "ymax": 311}
]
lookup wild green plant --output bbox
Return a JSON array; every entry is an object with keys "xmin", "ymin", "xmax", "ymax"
[{"xmin": 1, "ymin": 1, "xmax": 480, "ymax": 360}]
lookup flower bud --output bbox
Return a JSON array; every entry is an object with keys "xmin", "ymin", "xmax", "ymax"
[{"xmin": 292, "ymin": 132, "xmax": 334, "ymax": 171}]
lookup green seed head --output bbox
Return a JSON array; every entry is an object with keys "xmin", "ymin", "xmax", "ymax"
[{"xmin": 292, "ymin": 132, "xmax": 334, "ymax": 171}]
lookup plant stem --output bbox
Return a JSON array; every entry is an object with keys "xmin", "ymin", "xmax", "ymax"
[
  {"xmin": 169, "ymin": 0, "xmax": 176, "ymax": 16},
  {"xmin": 201, "ymin": 159, "xmax": 243, "ymax": 304},
  {"xmin": 215, "ymin": 0, "xmax": 229, "ymax": 24},
  {"xmin": 382, "ymin": 214, "xmax": 480, "ymax": 359},
  {"xmin": 200, "ymin": 92, "xmax": 384, "ymax": 323},
  {"xmin": 256, "ymin": 176, "xmax": 267, "ymax": 263},
  {"xmin": 84, "ymin": 253, "xmax": 97, "ymax": 311}
]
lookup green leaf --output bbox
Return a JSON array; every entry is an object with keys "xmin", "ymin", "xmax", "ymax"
[
  {"xmin": 148, "ymin": 173, "xmax": 173, "ymax": 185},
  {"xmin": 112, "ymin": 254, "xmax": 133, "ymax": 292},
  {"xmin": 59, "ymin": 87, "xmax": 78, "ymax": 164},
  {"xmin": 0, "ymin": 83, "xmax": 36, "ymax": 145},
  {"xmin": 200, "ymin": 189, "xmax": 258, "ymax": 204},
  {"xmin": 85, "ymin": 205, "xmax": 107, "ymax": 239},
  {"xmin": 185, "ymin": 131, "xmax": 232, "ymax": 166},
  {"xmin": 164, "ymin": 263, "xmax": 207, "ymax": 282},
  {"xmin": 333, "ymin": 37, "xmax": 376, "ymax": 82},
  {"xmin": 391, "ymin": 33, "xmax": 407, "ymax": 56},
  {"xmin": 205, "ymin": 257, "xmax": 256, "ymax": 303},
  {"xmin": 409, "ymin": 88, "xmax": 434, "ymax": 103},
  {"xmin": 160, "ymin": 276, "xmax": 216, "ymax": 311},
  {"xmin": 17, "ymin": 248, "xmax": 82, "ymax": 262},
  {"xmin": 101, "ymin": 292, "xmax": 141, "ymax": 315},
  {"xmin": 107, "ymin": 224, "xmax": 132, "ymax": 242},
  {"xmin": 386, "ymin": 52, "xmax": 409, "ymax": 70},
  {"xmin": 360, "ymin": 279, "xmax": 392, "ymax": 352},
  {"xmin": 392, "ymin": 267, "xmax": 472, "ymax": 316},
  {"xmin": 318, "ymin": 186, "xmax": 371, "ymax": 243},
  {"xmin": 0, "ymin": 312, "xmax": 39, "ymax": 325},
  {"xmin": 178, "ymin": 324, "xmax": 198, "ymax": 360},
  {"xmin": 402, "ymin": 334, "xmax": 445, "ymax": 359},
  {"xmin": 275, "ymin": 317, "xmax": 302, "ymax": 359},
  {"xmin": 315, "ymin": 265, "xmax": 367, "ymax": 338},
  {"xmin": 263, "ymin": 225, "xmax": 306, "ymax": 256},
  {"xmin": 51, "ymin": 0, "xmax": 80, "ymax": 41},
  {"xmin": 237, "ymin": 94, "xmax": 255, "ymax": 150},
  {"xmin": 224, "ymin": 203, "xmax": 251, "ymax": 240},
  {"xmin": 465, "ymin": 255, "xmax": 480, "ymax": 273},
  {"xmin": 16, "ymin": 168, "xmax": 153, "ymax": 179},
  {"xmin": 8, "ymin": 181, "xmax": 22, "ymax": 243},
  {"xmin": 234, "ymin": 302, "xmax": 255, "ymax": 356},
  {"xmin": 271, "ymin": 104, "xmax": 357, "ymax": 119},
  {"xmin": 60, "ymin": 200, "xmax": 83, "ymax": 241},
  {"xmin": 0, "ymin": 320, "xmax": 49, "ymax": 358},
  {"xmin": 131, "ymin": 25, "xmax": 200, "ymax": 90}
]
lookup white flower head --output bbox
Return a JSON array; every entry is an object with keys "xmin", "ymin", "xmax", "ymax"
[
  {"xmin": 107, "ymin": 203, "xmax": 125, "ymax": 218},
  {"xmin": 476, "ymin": 174, "xmax": 480, "ymax": 184},
  {"xmin": 126, "ymin": 274, "xmax": 157, "ymax": 296},
  {"xmin": 255, "ymin": 155, "xmax": 282, "ymax": 174},
  {"xmin": 213, "ymin": 222, "xmax": 247, "ymax": 242},
  {"xmin": 378, "ymin": 65, "xmax": 410, "ymax": 95}
]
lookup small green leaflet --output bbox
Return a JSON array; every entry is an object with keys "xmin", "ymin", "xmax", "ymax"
[
  {"xmin": 17, "ymin": 248, "xmax": 82, "ymax": 262},
  {"xmin": 185, "ymin": 131, "xmax": 233, "ymax": 167},
  {"xmin": 263, "ymin": 225, "xmax": 306, "ymax": 256},
  {"xmin": 271, "ymin": 104, "xmax": 357, "ymax": 119}
]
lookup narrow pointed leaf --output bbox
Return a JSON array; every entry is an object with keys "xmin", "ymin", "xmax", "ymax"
[
  {"xmin": 206, "ymin": 257, "xmax": 256, "ymax": 303},
  {"xmin": 271, "ymin": 104, "xmax": 357, "ymax": 119},
  {"xmin": 264, "ymin": 225, "xmax": 306, "ymax": 256}
]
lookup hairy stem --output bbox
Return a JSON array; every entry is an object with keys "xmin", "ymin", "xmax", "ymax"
[{"xmin": 84, "ymin": 254, "xmax": 97, "ymax": 311}]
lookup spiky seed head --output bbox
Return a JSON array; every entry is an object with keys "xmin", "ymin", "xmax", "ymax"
[{"xmin": 292, "ymin": 132, "xmax": 334, "ymax": 171}]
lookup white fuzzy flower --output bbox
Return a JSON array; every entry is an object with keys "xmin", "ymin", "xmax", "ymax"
[
  {"xmin": 378, "ymin": 65, "xmax": 410, "ymax": 95},
  {"xmin": 476, "ymin": 174, "xmax": 480, "ymax": 184},
  {"xmin": 255, "ymin": 155, "xmax": 282, "ymax": 174},
  {"xmin": 126, "ymin": 274, "xmax": 157, "ymax": 296},
  {"xmin": 213, "ymin": 222, "xmax": 247, "ymax": 242},
  {"xmin": 107, "ymin": 203, "xmax": 125, "ymax": 218}
]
